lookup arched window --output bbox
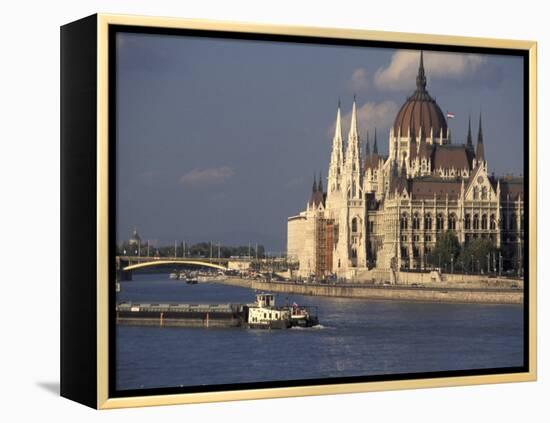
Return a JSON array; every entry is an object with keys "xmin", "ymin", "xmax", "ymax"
[
  {"xmin": 400, "ymin": 213, "xmax": 408, "ymax": 231},
  {"xmin": 481, "ymin": 214, "xmax": 488, "ymax": 230},
  {"xmin": 481, "ymin": 187, "xmax": 488, "ymax": 200},
  {"xmin": 490, "ymin": 214, "xmax": 496, "ymax": 230},
  {"xmin": 436, "ymin": 213, "xmax": 444, "ymax": 232},
  {"xmin": 351, "ymin": 217, "xmax": 358, "ymax": 233},
  {"xmin": 351, "ymin": 248, "xmax": 357, "ymax": 258},
  {"xmin": 510, "ymin": 213, "xmax": 517, "ymax": 231},
  {"xmin": 473, "ymin": 214, "xmax": 480, "ymax": 230},
  {"xmin": 448, "ymin": 213, "xmax": 457, "ymax": 231},
  {"xmin": 424, "ymin": 214, "xmax": 432, "ymax": 230},
  {"xmin": 412, "ymin": 213, "xmax": 420, "ymax": 230},
  {"xmin": 465, "ymin": 214, "xmax": 471, "ymax": 230},
  {"xmin": 473, "ymin": 187, "xmax": 479, "ymax": 200}
]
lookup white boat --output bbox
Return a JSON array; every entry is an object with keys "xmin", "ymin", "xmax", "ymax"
[
  {"xmin": 169, "ymin": 272, "xmax": 178, "ymax": 280},
  {"xmin": 178, "ymin": 272, "xmax": 187, "ymax": 282},
  {"xmin": 246, "ymin": 293, "xmax": 319, "ymax": 329},
  {"xmin": 247, "ymin": 294, "xmax": 290, "ymax": 329},
  {"xmin": 197, "ymin": 275, "xmax": 211, "ymax": 283}
]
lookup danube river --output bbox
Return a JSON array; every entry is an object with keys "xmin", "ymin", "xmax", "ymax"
[{"xmin": 116, "ymin": 274, "xmax": 524, "ymax": 391}]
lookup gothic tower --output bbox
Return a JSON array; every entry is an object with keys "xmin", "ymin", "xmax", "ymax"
[{"xmin": 342, "ymin": 97, "xmax": 366, "ymax": 269}]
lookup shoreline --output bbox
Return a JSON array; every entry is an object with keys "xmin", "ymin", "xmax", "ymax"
[{"xmin": 219, "ymin": 277, "xmax": 523, "ymax": 305}]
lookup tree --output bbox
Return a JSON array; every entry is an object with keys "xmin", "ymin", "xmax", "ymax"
[
  {"xmin": 459, "ymin": 238, "xmax": 497, "ymax": 274},
  {"xmin": 427, "ymin": 231, "xmax": 460, "ymax": 270}
]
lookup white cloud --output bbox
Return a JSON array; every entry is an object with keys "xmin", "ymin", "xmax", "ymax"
[
  {"xmin": 350, "ymin": 68, "xmax": 369, "ymax": 92},
  {"xmin": 180, "ymin": 166, "xmax": 235, "ymax": 188},
  {"xmin": 337, "ymin": 100, "xmax": 399, "ymax": 135},
  {"xmin": 374, "ymin": 50, "xmax": 486, "ymax": 91}
]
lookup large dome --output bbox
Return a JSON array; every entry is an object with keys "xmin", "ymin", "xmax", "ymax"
[{"xmin": 393, "ymin": 52, "xmax": 448, "ymax": 138}]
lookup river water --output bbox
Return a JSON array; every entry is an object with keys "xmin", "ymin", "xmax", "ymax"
[{"xmin": 116, "ymin": 274, "xmax": 524, "ymax": 391}]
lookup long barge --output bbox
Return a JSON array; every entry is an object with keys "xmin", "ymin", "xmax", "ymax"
[{"xmin": 116, "ymin": 293, "xmax": 319, "ymax": 329}]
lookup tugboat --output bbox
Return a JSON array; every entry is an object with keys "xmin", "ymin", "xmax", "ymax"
[
  {"xmin": 115, "ymin": 293, "xmax": 319, "ymax": 329},
  {"xmin": 246, "ymin": 293, "xmax": 318, "ymax": 329}
]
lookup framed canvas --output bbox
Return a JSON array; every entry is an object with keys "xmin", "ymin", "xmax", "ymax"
[{"xmin": 60, "ymin": 13, "xmax": 537, "ymax": 409}]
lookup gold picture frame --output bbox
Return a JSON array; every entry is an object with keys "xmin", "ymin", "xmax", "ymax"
[{"xmin": 60, "ymin": 13, "xmax": 537, "ymax": 409}]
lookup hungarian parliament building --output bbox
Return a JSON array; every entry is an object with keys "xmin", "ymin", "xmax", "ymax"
[{"xmin": 287, "ymin": 52, "xmax": 524, "ymax": 279}]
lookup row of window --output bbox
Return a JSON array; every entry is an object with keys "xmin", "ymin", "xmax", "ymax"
[
  {"xmin": 350, "ymin": 213, "xmax": 523, "ymax": 234},
  {"xmin": 399, "ymin": 234, "xmax": 500, "ymax": 258},
  {"xmin": 400, "ymin": 233, "xmax": 500, "ymax": 245},
  {"xmin": 399, "ymin": 212, "xmax": 523, "ymax": 231},
  {"xmin": 401, "ymin": 235, "xmax": 432, "ymax": 243}
]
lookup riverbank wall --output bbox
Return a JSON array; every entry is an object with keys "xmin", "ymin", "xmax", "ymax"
[
  {"xmin": 351, "ymin": 269, "xmax": 523, "ymax": 288},
  {"xmin": 221, "ymin": 278, "xmax": 523, "ymax": 305}
]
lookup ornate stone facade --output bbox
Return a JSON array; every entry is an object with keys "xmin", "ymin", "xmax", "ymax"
[{"xmin": 287, "ymin": 52, "xmax": 524, "ymax": 279}]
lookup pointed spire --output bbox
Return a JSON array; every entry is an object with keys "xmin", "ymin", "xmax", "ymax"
[
  {"xmin": 309, "ymin": 174, "xmax": 321, "ymax": 207},
  {"xmin": 318, "ymin": 171, "xmax": 323, "ymax": 192},
  {"xmin": 345, "ymin": 96, "xmax": 362, "ymax": 198},
  {"xmin": 365, "ymin": 130, "xmax": 370, "ymax": 156},
  {"xmin": 476, "ymin": 111, "xmax": 485, "ymax": 161},
  {"xmin": 327, "ymin": 100, "xmax": 344, "ymax": 194},
  {"xmin": 349, "ymin": 95, "xmax": 359, "ymax": 140},
  {"xmin": 416, "ymin": 50, "xmax": 427, "ymax": 92},
  {"xmin": 466, "ymin": 114, "xmax": 473, "ymax": 150},
  {"xmin": 477, "ymin": 112, "xmax": 484, "ymax": 144},
  {"xmin": 345, "ymin": 96, "xmax": 361, "ymax": 171},
  {"xmin": 373, "ymin": 128, "xmax": 378, "ymax": 154},
  {"xmin": 334, "ymin": 101, "xmax": 343, "ymax": 142}
]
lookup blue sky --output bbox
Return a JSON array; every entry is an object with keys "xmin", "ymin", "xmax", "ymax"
[{"xmin": 116, "ymin": 32, "xmax": 524, "ymax": 252}]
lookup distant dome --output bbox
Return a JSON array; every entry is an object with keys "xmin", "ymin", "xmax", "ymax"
[
  {"xmin": 128, "ymin": 227, "xmax": 141, "ymax": 245},
  {"xmin": 393, "ymin": 52, "xmax": 447, "ymax": 138}
]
